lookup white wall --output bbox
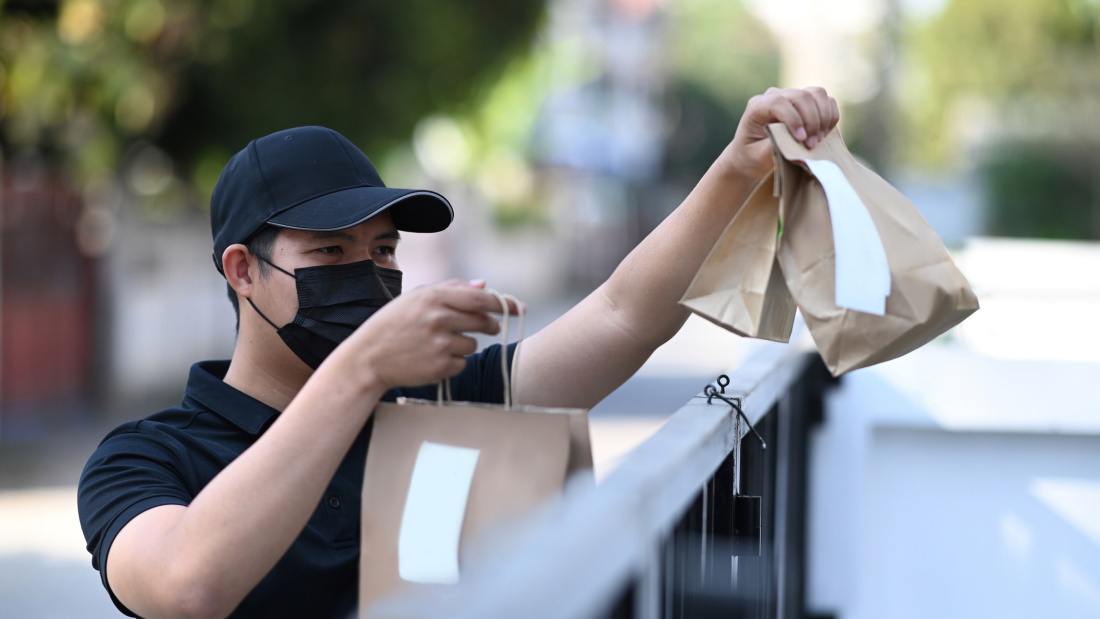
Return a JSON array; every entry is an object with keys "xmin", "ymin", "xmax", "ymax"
[
  {"xmin": 105, "ymin": 214, "xmax": 237, "ymax": 404},
  {"xmin": 806, "ymin": 240, "xmax": 1100, "ymax": 619},
  {"xmin": 809, "ymin": 368, "xmax": 1100, "ymax": 619}
]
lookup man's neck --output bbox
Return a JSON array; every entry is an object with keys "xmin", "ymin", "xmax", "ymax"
[{"xmin": 223, "ymin": 326, "xmax": 312, "ymax": 412}]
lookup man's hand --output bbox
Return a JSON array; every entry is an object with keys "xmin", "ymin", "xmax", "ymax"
[
  {"xmin": 719, "ymin": 86, "xmax": 840, "ymax": 182},
  {"xmin": 327, "ymin": 280, "xmax": 524, "ymax": 390}
]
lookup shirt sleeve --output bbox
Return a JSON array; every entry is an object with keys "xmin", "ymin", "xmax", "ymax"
[
  {"xmin": 396, "ymin": 342, "xmax": 518, "ymax": 404},
  {"xmin": 77, "ymin": 422, "xmax": 196, "ymax": 617},
  {"xmin": 451, "ymin": 341, "xmax": 518, "ymax": 404}
]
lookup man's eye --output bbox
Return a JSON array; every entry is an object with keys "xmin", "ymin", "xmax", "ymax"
[
  {"xmin": 375, "ymin": 246, "xmax": 396, "ymax": 256},
  {"xmin": 316, "ymin": 246, "xmax": 342, "ymax": 255}
]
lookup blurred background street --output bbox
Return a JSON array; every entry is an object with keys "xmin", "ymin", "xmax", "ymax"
[{"xmin": 2, "ymin": 0, "xmax": 1099, "ymax": 616}]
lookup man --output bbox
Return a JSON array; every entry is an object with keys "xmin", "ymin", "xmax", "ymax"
[{"xmin": 79, "ymin": 86, "xmax": 838, "ymax": 618}]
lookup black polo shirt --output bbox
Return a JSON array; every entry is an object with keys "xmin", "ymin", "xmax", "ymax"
[{"xmin": 78, "ymin": 343, "xmax": 514, "ymax": 619}]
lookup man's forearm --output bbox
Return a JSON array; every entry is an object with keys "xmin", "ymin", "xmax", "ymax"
[
  {"xmin": 177, "ymin": 372, "xmax": 382, "ymax": 612},
  {"xmin": 514, "ymin": 160, "xmax": 761, "ymax": 410},
  {"xmin": 602, "ymin": 158, "xmax": 761, "ymax": 347},
  {"xmin": 108, "ymin": 364, "xmax": 385, "ymax": 619}
]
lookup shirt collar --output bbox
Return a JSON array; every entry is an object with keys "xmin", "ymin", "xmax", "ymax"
[{"xmin": 183, "ymin": 360, "xmax": 281, "ymax": 435}]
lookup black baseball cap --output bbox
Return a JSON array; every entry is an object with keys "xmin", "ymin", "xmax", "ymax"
[{"xmin": 210, "ymin": 126, "xmax": 453, "ymax": 273}]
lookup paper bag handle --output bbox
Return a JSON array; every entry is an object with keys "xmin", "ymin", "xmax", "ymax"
[{"xmin": 436, "ymin": 288, "xmax": 525, "ymax": 409}]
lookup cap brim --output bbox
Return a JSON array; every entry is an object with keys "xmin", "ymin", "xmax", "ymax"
[{"xmin": 266, "ymin": 186, "xmax": 453, "ymax": 233}]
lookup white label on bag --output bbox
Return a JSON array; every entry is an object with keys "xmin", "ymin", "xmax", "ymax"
[
  {"xmin": 398, "ymin": 442, "xmax": 481, "ymax": 584},
  {"xmin": 802, "ymin": 158, "xmax": 891, "ymax": 315}
]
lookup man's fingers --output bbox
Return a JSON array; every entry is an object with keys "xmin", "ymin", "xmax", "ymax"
[
  {"xmin": 806, "ymin": 86, "xmax": 840, "ymax": 141},
  {"xmin": 437, "ymin": 278, "xmax": 488, "ymax": 290},
  {"xmin": 447, "ymin": 334, "xmax": 479, "ymax": 358},
  {"xmin": 757, "ymin": 94, "xmax": 805, "ymax": 142},
  {"xmin": 419, "ymin": 307, "xmax": 501, "ymax": 335},
  {"xmin": 788, "ymin": 90, "xmax": 823, "ymax": 146},
  {"xmin": 747, "ymin": 87, "xmax": 841, "ymax": 149},
  {"xmin": 426, "ymin": 285, "xmax": 526, "ymax": 316},
  {"xmin": 806, "ymin": 88, "xmax": 831, "ymax": 144}
]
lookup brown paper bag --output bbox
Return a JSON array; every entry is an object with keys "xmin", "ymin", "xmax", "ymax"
[
  {"xmin": 680, "ymin": 169, "xmax": 798, "ymax": 342},
  {"xmin": 358, "ymin": 314, "xmax": 592, "ymax": 617},
  {"xmin": 681, "ymin": 123, "xmax": 979, "ymax": 376}
]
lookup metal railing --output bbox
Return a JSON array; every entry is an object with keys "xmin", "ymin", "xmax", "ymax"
[{"xmin": 369, "ymin": 343, "xmax": 832, "ymax": 619}]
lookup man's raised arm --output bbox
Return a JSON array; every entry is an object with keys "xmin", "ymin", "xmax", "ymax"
[{"xmin": 514, "ymin": 87, "xmax": 839, "ymax": 409}]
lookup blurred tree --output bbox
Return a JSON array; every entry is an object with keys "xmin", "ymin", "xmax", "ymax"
[
  {"xmin": 0, "ymin": 0, "xmax": 546, "ymax": 210},
  {"xmin": 663, "ymin": 0, "xmax": 779, "ymax": 183},
  {"xmin": 982, "ymin": 142, "xmax": 1098, "ymax": 240},
  {"xmin": 900, "ymin": 0, "xmax": 1100, "ymax": 238},
  {"xmin": 901, "ymin": 0, "xmax": 1100, "ymax": 167}
]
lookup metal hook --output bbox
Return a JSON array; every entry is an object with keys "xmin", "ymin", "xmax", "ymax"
[
  {"xmin": 704, "ymin": 384, "xmax": 766, "ymax": 450},
  {"xmin": 716, "ymin": 374, "xmax": 730, "ymax": 394}
]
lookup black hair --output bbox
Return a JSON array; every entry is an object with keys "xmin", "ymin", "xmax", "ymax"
[{"xmin": 226, "ymin": 225, "xmax": 283, "ymax": 332}]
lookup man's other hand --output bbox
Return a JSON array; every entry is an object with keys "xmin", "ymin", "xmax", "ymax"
[
  {"xmin": 326, "ymin": 280, "xmax": 523, "ymax": 390},
  {"xmin": 720, "ymin": 86, "xmax": 840, "ymax": 182}
]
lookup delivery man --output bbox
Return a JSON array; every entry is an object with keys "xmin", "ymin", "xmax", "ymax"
[{"xmin": 78, "ymin": 86, "xmax": 838, "ymax": 618}]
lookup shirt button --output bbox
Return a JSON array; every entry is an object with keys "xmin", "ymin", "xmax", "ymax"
[{"xmin": 328, "ymin": 496, "xmax": 341, "ymax": 509}]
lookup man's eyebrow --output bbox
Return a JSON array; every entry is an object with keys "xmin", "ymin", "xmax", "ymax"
[
  {"xmin": 306, "ymin": 229, "xmax": 401, "ymax": 243},
  {"xmin": 310, "ymin": 230, "xmax": 355, "ymax": 242}
]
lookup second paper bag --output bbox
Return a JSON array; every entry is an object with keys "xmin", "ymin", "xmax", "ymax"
[
  {"xmin": 358, "ymin": 296, "xmax": 593, "ymax": 617},
  {"xmin": 680, "ymin": 168, "xmax": 797, "ymax": 342}
]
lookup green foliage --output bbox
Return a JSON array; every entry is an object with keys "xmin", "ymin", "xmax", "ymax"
[
  {"xmin": 982, "ymin": 143, "xmax": 1098, "ymax": 239},
  {"xmin": 663, "ymin": 0, "xmax": 779, "ymax": 181},
  {"xmin": 0, "ymin": 0, "xmax": 546, "ymax": 209},
  {"xmin": 662, "ymin": 77, "xmax": 740, "ymax": 183},
  {"xmin": 900, "ymin": 0, "xmax": 1100, "ymax": 167},
  {"xmin": 666, "ymin": 0, "xmax": 779, "ymax": 115},
  {"xmin": 161, "ymin": 0, "xmax": 545, "ymax": 169},
  {"xmin": 899, "ymin": 0, "xmax": 1100, "ymax": 238}
]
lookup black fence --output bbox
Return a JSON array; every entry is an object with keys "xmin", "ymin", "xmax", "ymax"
[
  {"xmin": 641, "ymin": 356, "xmax": 832, "ymax": 619},
  {"xmin": 368, "ymin": 345, "xmax": 831, "ymax": 619}
]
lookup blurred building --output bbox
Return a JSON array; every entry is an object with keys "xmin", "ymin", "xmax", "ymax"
[{"xmin": 1, "ymin": 155, "xmax": 98, "ymax": 439}]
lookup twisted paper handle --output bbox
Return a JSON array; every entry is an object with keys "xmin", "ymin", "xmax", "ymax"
[{"xmin": 436, "ymin": 289, "xmax": 524, "ymax": 409}]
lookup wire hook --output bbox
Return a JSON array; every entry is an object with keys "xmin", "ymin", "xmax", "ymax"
[
  {"xmin": 716, "ymin": 374, "xmax": 730, "ymax": 394},
  {"xmin": 704, "ymin": 384, "xmax": 766, "ymax": 450}
]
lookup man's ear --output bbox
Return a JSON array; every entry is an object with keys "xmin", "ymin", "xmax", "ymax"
[{"xmin": 222, "ymin": 244, "xmax": 254, "ymax": 298}]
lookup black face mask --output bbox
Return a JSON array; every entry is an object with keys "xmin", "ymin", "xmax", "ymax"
[{"xmin": 246, "ymin": 257, "xmax": 402, "ymax": 369}]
